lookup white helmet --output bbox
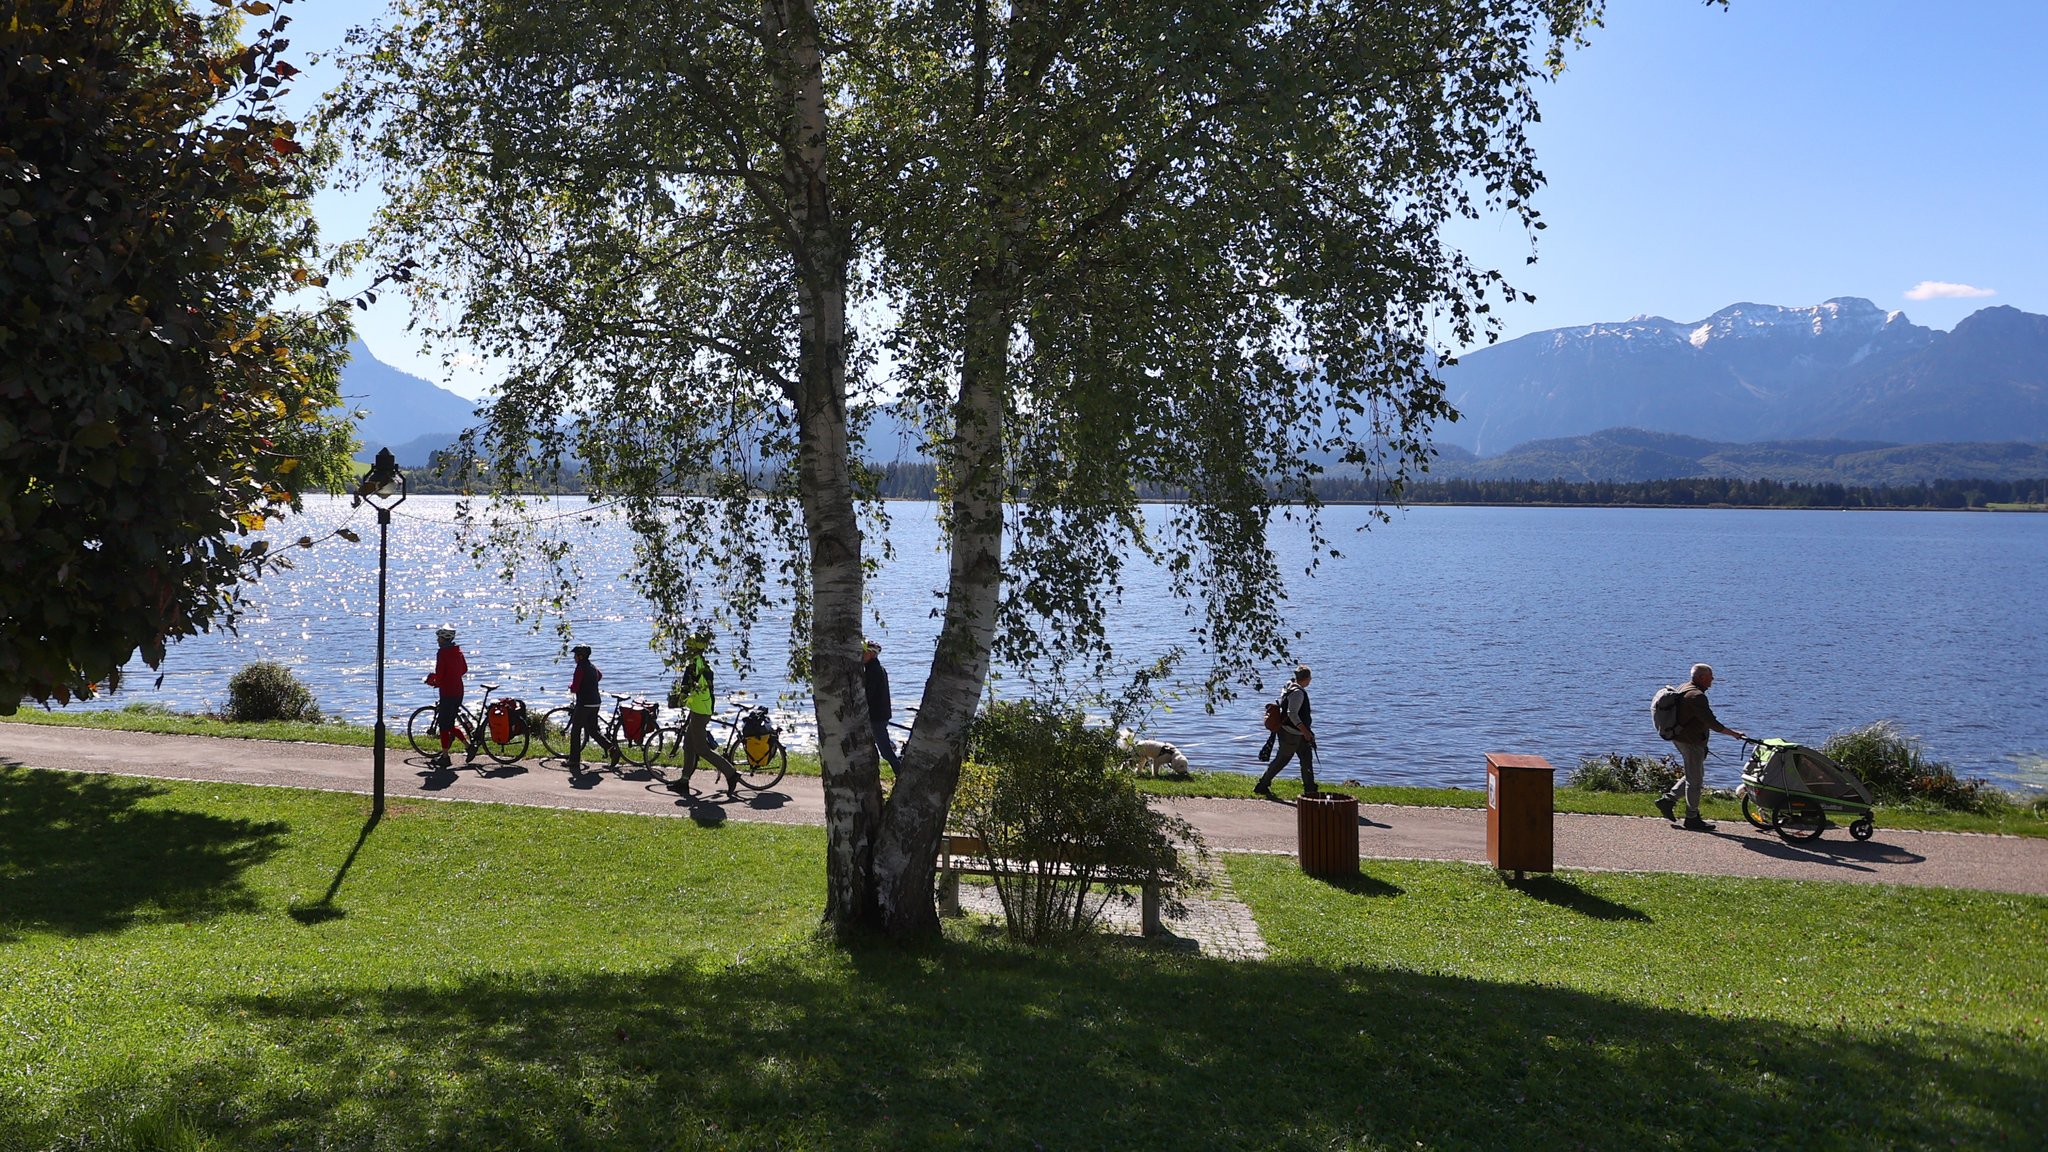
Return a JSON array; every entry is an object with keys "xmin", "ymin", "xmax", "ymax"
[{"xmin": 435, "ymin": 626, "xmax": 458, "ymax": 642}]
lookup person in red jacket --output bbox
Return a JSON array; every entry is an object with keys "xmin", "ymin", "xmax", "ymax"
[{"xmin": 423, "ymin": 625, "xmax": 470, "ymax": 768}]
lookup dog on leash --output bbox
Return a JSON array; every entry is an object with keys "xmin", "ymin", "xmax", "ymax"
[{"xmin": 1129, "ymin": 738, "xmax": 1191, "ymax": 778}]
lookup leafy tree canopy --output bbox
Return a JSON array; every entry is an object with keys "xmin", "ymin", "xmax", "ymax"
[
  {"xmin": 0, "ymin": 0, "xmax": 357, "ymax": 711},
  {"xmin": 333, "ymin": 0, "xmax": 1613, "ymax": 937}
]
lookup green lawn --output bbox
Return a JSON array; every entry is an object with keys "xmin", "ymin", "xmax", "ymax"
[
  {"xmin": 2, "ymin": 768, "xmax": 2042, "ymax": 1151},
  {"xmin": 5, "ymin": 707, "xmax": 2042, "ymax": 837}
]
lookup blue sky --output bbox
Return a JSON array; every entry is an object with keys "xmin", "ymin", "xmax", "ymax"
[{"xmin": 289, "ymin": 1, "xmax": 2048, "ymax": 399}]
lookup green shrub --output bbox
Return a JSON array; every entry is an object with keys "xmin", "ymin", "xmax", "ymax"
[
  {"xmin": 957, "ymin": 700, "xmax": 1200, "ymax": 943},
  {"xmin": 223, "ymin": 661, "xmax": 320, "ymax": 723},
  {"xmin": 1570, "ymin": 753, "xmax": 1681, "ymax": 793},
  {"xmin": 1820, "ymin": 722, "xmax": 2004, "ymax": 814}
]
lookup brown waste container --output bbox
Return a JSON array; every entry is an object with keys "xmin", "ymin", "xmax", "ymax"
[
  {"xmin": 1486, "ymin": 753, "xmax": 1555, "ymax": 879},
  {"xmin": 1297, "ymin": 792, "xmax": 1360, "ymax": 876}
]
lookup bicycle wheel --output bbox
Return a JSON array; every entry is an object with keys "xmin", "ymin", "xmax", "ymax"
[
  {"xmin": 729, "ymin": 732, "xmax": 788, "ymax": 790},
  {"xmin": 406, "ymin": 704, "xmax": 443, "ymax": 758},
  {"xmin": 617, "ymin": 721, "xmax": 666, "ymax": 769},
  {"xmin": 480, "ymin": 720, "xmax": 529, "ymax": 765},
  {"xmin": 538, "ymin": 707, "xmax": 577, "ymax": 760},
  {"xmin": 633, "ymin": 725, "xmax": 683, "ymax": 774}
]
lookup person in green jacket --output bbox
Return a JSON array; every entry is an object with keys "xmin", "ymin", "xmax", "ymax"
[{"xmin": 671, "ymin": 628, "xmax": 740, "ymax": 796}]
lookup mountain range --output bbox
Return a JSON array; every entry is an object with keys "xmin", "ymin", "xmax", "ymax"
[
  {"xmin": 333, "ymin": 340, "xmax": 480, "ymax": 466},
  {"xmin": 336, "ymin": 296, "xmax": 2048, "ymax": 482},
  {"xmin": 1436, "ymin": 298, "xmax": 2048, "ymax": 452},
  {"xmin": 1425, "ymin": 428, "xmax": 2048, "ymax": 486}
]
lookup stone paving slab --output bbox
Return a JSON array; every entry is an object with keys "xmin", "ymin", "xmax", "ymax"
[{"xmin": 3, "ymin": 724, "xmax": 2044, "ymax": 899}]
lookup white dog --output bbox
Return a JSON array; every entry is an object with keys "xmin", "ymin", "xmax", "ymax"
[{"xmin": 1129, "ymin": 738, "xmax": 1191, "ymax": 778}]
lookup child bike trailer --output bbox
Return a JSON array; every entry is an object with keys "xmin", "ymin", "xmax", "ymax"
[{"xmin": 1739, "ymin": 739, "xmax": 1876, "ymax": 843}]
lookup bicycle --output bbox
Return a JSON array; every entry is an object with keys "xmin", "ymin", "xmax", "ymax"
[
  {"xmin": 538, "ymin": 693, "xmax": 668, "ymax": 770},
  {"xmin": 405, "ymin": 683, "xmax": 531, "ymax": 766},
  {"xmin": 649, "ymin": 699, "xmax": 789, "ymax": 791}
]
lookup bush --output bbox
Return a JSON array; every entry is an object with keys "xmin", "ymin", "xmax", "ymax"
[
  {"xmin": 223, "ymin": 661, "xmax": 320, "ymax": 723},
  {"xmin": 1820, "ymin": 722, "xmax": 2004, "ymax": 814},
  {"xmin": 1570, "ymin": 753, "xmax": 1681, "ymax": 793},
  {"xmin": 957, "ymin": 700, "xmax": 1201, "ymax": 943}
]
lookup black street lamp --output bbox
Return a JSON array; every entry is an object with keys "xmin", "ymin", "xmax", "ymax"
[{"xmin": 353, "ymin": 447, "xmax": 407, "ymax": 817}]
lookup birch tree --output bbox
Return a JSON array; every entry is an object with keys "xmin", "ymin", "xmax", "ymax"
[{"xmin": 331, "ymin": 0, "xmax": 1603, "ymax": 940}]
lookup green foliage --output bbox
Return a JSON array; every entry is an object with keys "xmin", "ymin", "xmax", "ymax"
[
  {"xmin": 222, "ymin": 661, "xmax": 319, "ymax": 724},
  {"xmin": 1570, "ymin": 752, "xmax": 1683, "ymax": 793},
  {"xmin": 957, "ymin": 701, "xmax": 1200, "ymax": 942},
  {"xmin": 1822, "ymin": 721, "xmax": 2005, "ymax": 813},
  {"xmin": 0, "ymin": 0, "xmax": 357, "ymax": 713}
]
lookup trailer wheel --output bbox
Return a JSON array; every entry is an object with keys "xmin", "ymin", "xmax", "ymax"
[
  {"xmin": 1739, "ymin": 791, "xmax": 1773, "ymax": 831},
  {"xmin": 1775, "ymin": 804, "xmax": 1826, "ymax": 842},
  {"xmin": 1849, "ymin": 817, "xmax": 1875, "ymax": 842}
]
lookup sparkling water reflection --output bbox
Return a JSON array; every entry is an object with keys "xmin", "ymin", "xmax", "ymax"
[{"xmin": 66, "ymin": 497, "xmax": 2048, "ymax": 792}]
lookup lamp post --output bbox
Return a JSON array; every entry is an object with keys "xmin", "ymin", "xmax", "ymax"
[{"xmin": 353, "ymin": 447, "xmax": 407, "ymax": 817}]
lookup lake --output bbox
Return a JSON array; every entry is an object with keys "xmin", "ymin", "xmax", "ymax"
[{"xmin": 59, "ymin": 497, "xmax": 2048, "ymax": 794}]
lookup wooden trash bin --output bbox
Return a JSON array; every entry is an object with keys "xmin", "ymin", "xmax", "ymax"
[
  {"xmin": 1486, "ymin": 753, "xmax": 1555, "ymax": 880},
  {"xmin": 1297, "ymin": 792, "xmax": 1360, "ymax": 876}
]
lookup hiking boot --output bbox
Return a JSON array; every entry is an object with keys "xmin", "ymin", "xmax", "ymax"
[
  {"xmin": 1682, "ymin": 816, "xmax": 1715, "ymax": 831},
  {"xmin": 1654, "ymin": 795, "xmax": 1676, "ymax": 821}
]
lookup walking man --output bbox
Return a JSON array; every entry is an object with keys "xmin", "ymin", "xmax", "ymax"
[
  {"xmin": 1254, "ymin": 664, "xmax": 1318, "ymax": 798},
  {"xmin": 565, "ymin": 644, "xmax": 618, "ymax": 774},
  {"xmin": 422, "ymin": 625, "xmax": 470, "ymax": 768},
  {"xmin": 672, "ymin": 628, "xmax": 741, "ymax": 796},
  {"xmin": 1657, "ymin": 663, "xmax": 1748, "ymax": 831},
  {"xmin": 862, "ymin": 640, "xmax": 901, "ymax": 772}
]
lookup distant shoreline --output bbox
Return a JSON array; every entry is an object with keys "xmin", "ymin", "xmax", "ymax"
[{"xmin": 395, "ymin": 488, "xmax": 2048, "ymax": 513}]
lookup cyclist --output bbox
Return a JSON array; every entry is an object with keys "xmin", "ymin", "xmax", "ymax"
[
  {"xmin": 422, "ymin": 625, "xmax": 472, "ymax": 768},
  {"xmin": 565, "ymin": 644, "xmax": 620, "ymax": 774},
  {"xmin": 671, "ymin": 628, "xmax": 741, "ymax": 796}
]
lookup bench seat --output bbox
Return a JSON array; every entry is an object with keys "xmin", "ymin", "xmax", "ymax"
[{"xmin": 935, "ymin": 832, "xmax": 1175, "ymax": 936}]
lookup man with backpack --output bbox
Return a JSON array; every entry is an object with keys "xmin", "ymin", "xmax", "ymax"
[
  {"xmin": 1655, "ymin": 663, "xmax": 1748, "ymax": 831},
  {"xmin": 1253, "ymin": 665, "xmax": 1318, "ymax": 798}
]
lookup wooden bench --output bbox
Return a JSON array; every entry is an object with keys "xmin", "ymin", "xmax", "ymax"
[{"xmin": 935, "ymin": 832, "xmax": 1176, "ymax": 937}]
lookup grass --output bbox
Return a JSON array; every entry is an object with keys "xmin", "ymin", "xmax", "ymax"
[
  {"xmin": 7, "ymin": 706, "xmax": 2040, "ymax": 837},
  {"xmin": 0, "ymin": 768, "xmax": 2041, "ymax": 1150}
]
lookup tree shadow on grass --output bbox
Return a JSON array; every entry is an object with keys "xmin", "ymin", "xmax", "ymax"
[
  {"xmin": 0, "ymin": 765, "xmax": 286, "ymax": 940},
  {"xmin": 26, "ymin": 937, "xmax": 2040, "ymax": 1151}
]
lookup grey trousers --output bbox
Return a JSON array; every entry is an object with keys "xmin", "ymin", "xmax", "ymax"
[
  {"xmin": 1256, "ymin": 732, "xmax": 1317, "ymax": 794},
  {"xmin": 1662, "ymin": 740, "xmax": 1708, "ymax": 818}
]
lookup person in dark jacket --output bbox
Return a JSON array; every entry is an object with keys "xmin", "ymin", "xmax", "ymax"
[
  {"xmin": 423, "ymin": 625, "xmax": 470, "ymax": 768},
  {"xmin": 1656, "ymin": 663, "xmax": 1749, "ymax": 830},
  {"xmin": 1253, "ymin": 665, "xmax": 1317, "ymax": 798},
  {"xmin": 862, "ymin": 640, "xmax": 901, "ymax": 772},
  {"xmin": 566, "ymin": 644, "xmax": 619, "ymax": 774}
]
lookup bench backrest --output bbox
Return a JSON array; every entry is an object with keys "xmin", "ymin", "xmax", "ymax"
[{"xmin": 939, "ymin": 831, "xmax": 1174, "ymax": 872}]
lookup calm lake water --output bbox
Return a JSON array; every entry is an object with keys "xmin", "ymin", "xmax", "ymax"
[{"xmin": 64, "ymin": 497, "xmax": 2048, "ymax": 794}]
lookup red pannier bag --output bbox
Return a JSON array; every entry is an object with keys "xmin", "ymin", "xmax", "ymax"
[
  {"xmin": 488, "ymin": 700, "xmax": 512, "ymax": 744},
  {"xmin": 622, "ymin": 701, "xmax": 656, "ymax": 743}
]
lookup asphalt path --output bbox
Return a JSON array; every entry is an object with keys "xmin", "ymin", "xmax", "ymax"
[{"xmin": 3, "ymin": 724, "xmax": 2044, "ymax": 897}]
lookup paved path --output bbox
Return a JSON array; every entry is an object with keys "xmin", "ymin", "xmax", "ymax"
[{"xmin": 4, "ymin": 726, "xmax": 2045, "ymax": 902}]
